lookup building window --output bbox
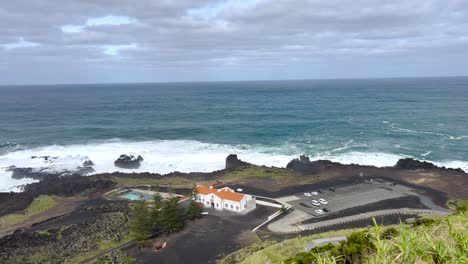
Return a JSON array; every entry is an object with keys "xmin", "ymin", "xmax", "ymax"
[
  {"xmin": 236, "ymin": 206, "xmax": 239, "ymax": 210},
  {"xmin": 225, "ymin": 204, "xmax": 228, "ymax": 208},
  {"xmin": 216, "ymin": 203, "xmax": 219, "ymax": 207},
  {"xmin": 244, "ymin": 204, "xmax": 247, "ymax": 208},
  {"xmin": 231, "ymin": 204, "xmax": 233, "ymax": 209}
]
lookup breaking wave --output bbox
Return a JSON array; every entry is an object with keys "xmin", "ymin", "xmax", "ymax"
[{"xmin": 1, "ymin": 139, "xmax": 467, "ymax": 192}]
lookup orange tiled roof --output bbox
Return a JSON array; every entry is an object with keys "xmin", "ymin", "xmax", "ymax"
[{"xmin": 196, "ymin": 185, "xmax": 245, "ymax": 202}]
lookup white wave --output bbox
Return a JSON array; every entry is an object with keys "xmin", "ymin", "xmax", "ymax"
[
  {"xmin": 421, "ymin": 151, "xmax": 432, "ymax": 157},
  {"xmin": 317, "ymin": 151, "xmax": 404, "ymax": 167},
  {"xmin": 325, "ymin": 141, "xmax": 369, "ymax": 156},
  {"xmin": 449, "ymin": 135, "xmax": 468, "ymax": 140},
  {"xmin": 1, "ymin": 139, "xmax": 467, "ymax": 192},
  {"xmin": 385, "ymin": 123, "xmax": 448, "ymax": 137},
  {"xmin": 433, "ymin": 160, "xmax": 468, "ymax": 172},
  {"xmin": 0, "ymin": 139, "xmax": 295, "ymax": 192}
]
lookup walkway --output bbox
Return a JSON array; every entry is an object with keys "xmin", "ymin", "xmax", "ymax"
[{"xmin": 304, "ymin": 236, "xmax": 346, "ymax": 252}]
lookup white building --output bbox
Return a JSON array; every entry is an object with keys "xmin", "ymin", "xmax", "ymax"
[{"xmin": 195, "ymin": 185, "xmax": 256, "ymax": 213}]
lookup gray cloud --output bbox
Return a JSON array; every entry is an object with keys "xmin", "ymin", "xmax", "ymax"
[{"xmin": 1, "ymin": 0, "xmax": 468, "ymax": 84}]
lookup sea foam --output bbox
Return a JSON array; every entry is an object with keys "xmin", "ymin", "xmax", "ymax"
[{"xmin": 1, "ymin": 139, "xmax": 467, "ymax": 192}]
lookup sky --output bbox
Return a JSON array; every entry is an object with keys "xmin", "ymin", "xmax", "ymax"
[{"xmin": 1, "ymin": 0, "xmax": 468, "ymax": 85}]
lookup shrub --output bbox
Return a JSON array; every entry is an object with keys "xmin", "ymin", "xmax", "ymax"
[{"xmin": 380, "ymin": 227, "xmax": 399, "ymax": 240}]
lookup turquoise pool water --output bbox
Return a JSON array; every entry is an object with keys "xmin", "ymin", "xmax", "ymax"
[{"xmin": 120, "ymin": 193, "xmax": 143, "ymax": 201}]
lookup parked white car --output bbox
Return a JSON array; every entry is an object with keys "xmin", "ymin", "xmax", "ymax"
[
  {"xmin": 304, "ymin": 192, "xmax": 311, "ymax": 197},
  {"xmin": 311, "ymin": 200, "xmax": 321, "ymax": 206},
  {"xmin": 311, "ymin": 191, "xmax": 319, "ymax": 195},
  {"xmin": 319, "ymin": 198, "xmax": 328, "ymax": 205},
  {"xmin": 314, "ymin": 209, "xmax": 324, "ymax": 215}
]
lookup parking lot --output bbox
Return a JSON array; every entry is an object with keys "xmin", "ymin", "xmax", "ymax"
[{"xmin": 286, "ymin": 179, "xmax": 413, "ymax": 217}]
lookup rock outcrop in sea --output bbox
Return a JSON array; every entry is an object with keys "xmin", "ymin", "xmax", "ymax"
[
  {"xmin": 286, "ymin": 155, "xmax": 340, "ymax": 174},
  {"xmin": 225, "ymin": 154, "xmax": 250, "ymax": 170},
  {"xmin": 395, "ymin": 158, "xmax": 465, "ymax": 173},
  {"xmin": 114, "ymin": 154, "xmax": 144, "ymax": 169}
]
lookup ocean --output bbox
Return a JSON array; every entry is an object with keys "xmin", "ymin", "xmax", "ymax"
[{"xmin": 1, "ymin": 77, "xmax": 467, "ymax": 191}]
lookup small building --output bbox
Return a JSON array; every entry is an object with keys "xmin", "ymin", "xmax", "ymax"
[{"xmin": 195, "ymin": 185, "xmax": 256, "ymax": 213}]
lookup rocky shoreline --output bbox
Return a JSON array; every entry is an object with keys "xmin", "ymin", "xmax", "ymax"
[{"xmin": 1, "ymin": 155, "xmax": 466, "ymax": 217}]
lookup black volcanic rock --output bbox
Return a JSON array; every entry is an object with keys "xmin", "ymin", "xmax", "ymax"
[
  {"xmin": 395, "ymin": 158, "xmax": 465, "ymax": 173},
  {"xmin": 286, "ymin": 155, "xmax": 338, "ymax": 174},
  {"xmin": 0, "ymin": 203, "xmax": 128, "ymax": 264},
  {"xmin": 6, "ymin": 157, "xmax": 96, "ymax": 180},
  {"xmin": 23, "ymin": 175, "xmax": 115, "ymax": 197},
  {"xmin": 6, "ymin": 166, "xmax": 60, "ymax": 180},
  {"xmin": 114, "ymin": 154, "xmax": 144, "ymax": 169},
  {"xmin": 225, "ymin": 154, "xmax": 250, "ymax": 170},
  {"xmin": 82, "ymin": 159, "xmax": 94, "ymax": 167},
  {"xmin": 77, "ymin": 159, "xmax": 95, "ymax": 174}
]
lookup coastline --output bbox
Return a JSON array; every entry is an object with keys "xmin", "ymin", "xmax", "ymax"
[{"xmin": 1, "ymin": 143, "xmax": 468, "ymax": 192}]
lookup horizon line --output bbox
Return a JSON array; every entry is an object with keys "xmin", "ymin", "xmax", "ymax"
[{"xmin": 1, "ymin": 74, "xmax": 468, "ymax": 87}]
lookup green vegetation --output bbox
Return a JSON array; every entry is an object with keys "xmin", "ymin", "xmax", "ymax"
[
  {"xmin": 37, "ymin": 229, "xmax": 51, "ymax": 236},
  {"xmin": 0, "ymin": 195, "xmax": 58, "ymax": 228},
  {"xmin": 283, "ymin": 210, "xmax": 468, "ymax": 264},
  {"xmin": 223, "ymin": 165, "xmax": 298, "ymax": 181},
  {"xmin": 447, "ymin": 199, "xmax": 468, "ymax": 213},
  {"xmin": 222, "ymin": 203, "xmax": 467, "ymax": 264},
  {"xmin": 130, "ymin": 201, "xmax": 153, "ymax": 241},
  {"xmin": 219, "ymin": 240, "xmax": 278, "ymax": 264},
  {"xmin": 186, "ymin": 184, "xmax": 203, "ymax": 220},
  {"xmin": 67, "ymin": 235, "xmax": 133, "ymax": 264},
  {"xmin": 94, "ymin": 250, "xmax": 135, "ymax": 264},
  {"xmin": 220, "ymin": 228, "xmax": 364, "ymax": 264},
  {"xmin": 113, "ymin": 177, "xmax": 194, "ymax": 188},
  {"xmin": 159, "ymin": 196, "xmax": 185, "ymax": 234},
  {"xmin": 130, "ymin": 186, "xmax": 202, "ymax": 243}
]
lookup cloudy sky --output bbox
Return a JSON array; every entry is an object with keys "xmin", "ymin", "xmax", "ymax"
[{"xmin": 1, "ymin": 0, "xmax": 468, "ymax": 85}]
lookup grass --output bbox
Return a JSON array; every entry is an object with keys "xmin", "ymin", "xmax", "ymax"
[
  {"xmin": 222, "ymin": 203, "xmax": 468, "ymax": 264},
  {"xmin": 447, "ymin": 199, "xmax": 468, "ymax": 212},
  {"xmin": 251, "ymin": 209, "xmax": 467, "ymax": 264},
  {"xmin": 113, "ymin": 165, "xmax": 302, "ymax": 189},
  {"xmin": 37, "ymin": 229, "xmax": 51, "ymax": 236},
  {"xmin": 66, "ymin": 235, "xmax": 133, "ymax": 264},
  {"xmin": 113, "ymin": 176, "xmax": 194, "ymax": 188},
  {"xmin": 366, "ymin": 210, "xmax": 468, "ymax": 264},
  {"xmin": 222, "ymin": 165, "xmax": 299, "ymax": 181},
  {"xmin": 0, "ymin": 195, "xmax": 58, "ymax": 228},
  {"xmin": 219, "ymin": 228, "xmax": 365, "ymax": 264}
]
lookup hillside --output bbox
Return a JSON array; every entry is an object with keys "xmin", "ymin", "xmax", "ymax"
[{"xmin": 220, "ymin": 200, "xmax": 467, "ymax": 264}]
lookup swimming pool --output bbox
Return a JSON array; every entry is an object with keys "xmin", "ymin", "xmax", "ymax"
[{"xmin": 120, "ymin": 192, "xmax": 144, "ymax": 201}]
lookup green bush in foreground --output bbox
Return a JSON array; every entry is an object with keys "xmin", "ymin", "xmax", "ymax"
[
  {"xmin": 284, "ymin": 210, "xmax": 468, "ymax": 264},
  {"xmin": 284, "ymin": 231, "xmax": 375, "ymax": 264}
]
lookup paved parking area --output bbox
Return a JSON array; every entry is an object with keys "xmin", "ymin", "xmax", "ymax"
[
  {"xmin": 287, "ymin": 179, "xmax": 414, "ymax": 217},
  {"xmin": 267, "ymin": 179, "xmax": 450, "ymax": 233}
]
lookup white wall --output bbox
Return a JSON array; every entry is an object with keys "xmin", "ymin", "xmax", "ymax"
[{"xmin": 196, "ymin": 193, "xmax": 256, "ymax": 213}]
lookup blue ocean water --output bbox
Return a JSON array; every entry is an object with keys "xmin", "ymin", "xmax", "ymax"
[{"xmin": 0, "ymin": 77, "xmax": 467, "ymax": 191}]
